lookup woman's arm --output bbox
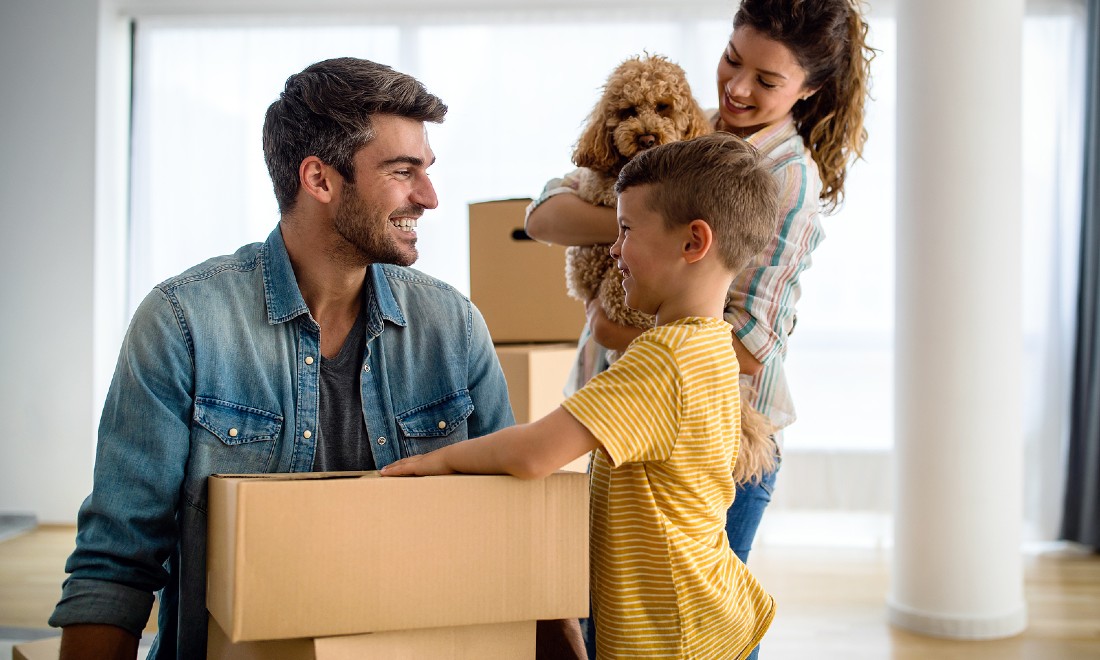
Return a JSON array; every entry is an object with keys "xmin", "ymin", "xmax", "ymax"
[
  {"xmin": 525, "ymin": 192, "xmax": 618, "ymax": 246},
  {"xmin": 731, "ymin": 332, "xmax": 764, "ymax": 376},
  {"xmin": 726, "ymin": 157, "xmax": 824, "ymax": 370},
  {"xmin": 586, "ymin": 298, "xmax": 644, "ymax": 354}
]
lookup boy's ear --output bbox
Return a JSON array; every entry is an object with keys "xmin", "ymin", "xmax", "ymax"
[
  {"xmin": 682, "ymin": 219, "xmax": 713, "ymax": 264},
  {"xmin": 299, "ymin": 156, "xmax": 338, "ymax": 204}
]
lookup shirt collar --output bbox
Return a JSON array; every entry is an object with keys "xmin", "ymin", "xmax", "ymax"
[
  {"xmin": 260, "ymin": 225, "xmax": 409, "ymax": 330},
  {"xmin": 366, "ymin": 264, "xmax": 408, "ymax": 331},
  {"xmin": 746, "ymin": 114, "xmax": 799, "ymax": 155},
  {"xmin": 260, "ymin": 226, "xmax": 310, "ymax": 325}
]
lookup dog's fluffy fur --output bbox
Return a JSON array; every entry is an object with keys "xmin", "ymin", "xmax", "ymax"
[
  {"xmin": 564, "ymin": 54, "xmax": 711, "ymax": 338},
  {"xmin": 563, "ymin": 54, "xmax": 776, "ymax": 484}
]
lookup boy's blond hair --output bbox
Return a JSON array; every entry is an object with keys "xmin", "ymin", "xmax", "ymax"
[
  {"xmin": 615, "ymin": 133, "xmax": 781, "ymax": 484},
  {"xmin": 615, "ymin": 132, "xmax": 780, "ymax": 274}
]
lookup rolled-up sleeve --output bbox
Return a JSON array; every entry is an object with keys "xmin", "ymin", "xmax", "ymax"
[
  {"xmin": 524, "ymin": 169, "xmax": 583, "ymax": 221},
  {"xmin": 725, "ymin": 158, "xmax": 825, "ymax": 366},
  {"xmin": 50, "ymin": 288, "xmax": 194, "ymax": 637}
]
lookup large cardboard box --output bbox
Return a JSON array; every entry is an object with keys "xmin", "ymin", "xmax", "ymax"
[
  {"xmin": 469, "ymin": 199, "xmax": 586, "ymax": 343},
  {"xmin": 11, "ymin": 637, "xmax": 60, "ymax": 660},
  {"xmin": 207, "ymin": 471, "xmax": 588, "ymax": 642},
  {"xmin": 208, "ymin": 618, "xmax": 534, "ymax": 660},
  {"xmin": 495, "ymin": 343, "xmax": 590, "ymax": 473}
]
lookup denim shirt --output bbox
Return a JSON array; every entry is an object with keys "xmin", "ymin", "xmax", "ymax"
[{"xmin": 49, "ymin": 226, "xmax": 515, "ymax": 659}]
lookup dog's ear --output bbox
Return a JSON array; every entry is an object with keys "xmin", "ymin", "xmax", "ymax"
[
  {"xmin": 685, "ymin": 100, "xmax": 714, "ymax": 139},
  {"xmin": 572, "ymin": 109, "xmax": 619, "ymax": 172}
]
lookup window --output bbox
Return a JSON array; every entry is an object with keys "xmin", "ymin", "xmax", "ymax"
[{"xmin": 126, "ymin": 3, "xmax": 1086, "ymax": 541}]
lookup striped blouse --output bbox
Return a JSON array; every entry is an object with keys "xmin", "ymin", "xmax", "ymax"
[
  {"xmin": 562, "ymin": 317, "xmax": 775, "ymax": 659},
  {"xmin": 725, "ymin": 114, "xmax": 825, "ymax": 431}
]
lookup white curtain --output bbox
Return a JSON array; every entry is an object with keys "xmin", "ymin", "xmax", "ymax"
[
  {"xmin": 1020, "ymin": 11, "xmax": 1086, "ymax": 543},
  {"xmin": 126, "ymin": 3, "xmax": 1085, "ymax": 546}
]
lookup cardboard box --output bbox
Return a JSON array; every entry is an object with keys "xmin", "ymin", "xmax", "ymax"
[
  {"xmin": 495, "ymin": 343, "xmax": 577, "ymax": 424},
  {"xmin": 207, "ymin": 471, "xmax": 588, "ymax": 642},
  {"xmin": 495, "ymin": 343, "xmax": 590, "ymax": 473},
  {"xmin": 11, "ymin": 637, "xmax": 59, "ymax": 660},
  {"xmin": 208, "ymin": 618, "xmax": 534, "ymax": 660},
  {"xmin": 469, "ymin": 199, "xmax": 586, "ymax": 343}
]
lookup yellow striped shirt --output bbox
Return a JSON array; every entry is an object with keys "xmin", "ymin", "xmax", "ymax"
[{"xmin": 562, "ymin": 317, "xmax": 775, "ymax": 659}]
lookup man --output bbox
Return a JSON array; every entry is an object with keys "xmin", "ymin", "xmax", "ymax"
[{"xmin": 49, "ymin": 57, "xmax": 514, "ymax": 659}]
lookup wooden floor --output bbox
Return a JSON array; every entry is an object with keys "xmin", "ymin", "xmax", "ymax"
[
  {"xmin": 750, "ymin": 545, "xmax": 1100, "ymax": 659},
  {"xmin": 2, "ymin": 525, "xmax": 1098, "ymax": 658}
]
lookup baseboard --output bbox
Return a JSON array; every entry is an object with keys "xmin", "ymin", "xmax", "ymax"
[
  {"xmin": 887, "ymin": 599, "xmax": 1028, "ymax": 640},
  {"xmin": 0, "ymin": 513, "xmax": 37, "ymax": 543}
]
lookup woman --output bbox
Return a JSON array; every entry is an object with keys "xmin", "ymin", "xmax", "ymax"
[{"xmin": 525, "ymin": 0, "xmax": 874, "ymax": 656}]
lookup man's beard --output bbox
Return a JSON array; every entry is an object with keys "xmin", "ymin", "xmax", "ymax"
[{"xmin": 332, "ymin": 183, "xmax": 422, "ymax": 267}]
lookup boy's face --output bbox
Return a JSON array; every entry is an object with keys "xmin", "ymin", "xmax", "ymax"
[
  {"xmin": 331, "ymin": 114, "xmax": 438, "ymax": 267},
  {"xmin": 611, "ymin": 185, "xmax": 684, "ymax": 316}
]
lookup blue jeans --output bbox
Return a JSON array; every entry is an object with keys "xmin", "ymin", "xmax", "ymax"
[
  {"xmin": 727, "ymin": 458, "xmax": 779, "ymax": 563},
  {"xmin": 727, "ymin": 458, "xmax": 780, "ymax": 660}
]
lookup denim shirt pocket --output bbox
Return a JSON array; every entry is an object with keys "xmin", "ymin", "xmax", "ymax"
[
  {"xmin": 192, "ymin": 396, "xmax": 283, "ymax": 478},
  {"xmin": 396, "ymin": 389, "xmax": 474, "ymax": 457}
]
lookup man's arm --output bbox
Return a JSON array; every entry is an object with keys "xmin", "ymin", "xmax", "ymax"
[
  {"xmin": 60, "ymin": 625, "xmax": 139, "ymax": 660},
  {"xmin": 465, "ymin": 303, "xmax": 516, "ymax": 436},
  {"xmin": 382, "ymin": 407, "xmax": 598, "ymax": 480},
  {"xmin": 535, "ymin": 618, "xmax": 586, "ymax": 660},
  {"xmin": 51, "ymin": 288, "xmax": 191, "ymax": 640}
]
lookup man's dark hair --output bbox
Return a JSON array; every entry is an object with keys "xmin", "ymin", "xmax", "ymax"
[{"xmin": 262, "ymin": 57, "xmax": 447, "ymax": 214}]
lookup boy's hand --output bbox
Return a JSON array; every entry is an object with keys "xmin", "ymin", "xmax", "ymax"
[{"xmin": 380, "ymin": 450, "xmax": 453, "ymax": 477}]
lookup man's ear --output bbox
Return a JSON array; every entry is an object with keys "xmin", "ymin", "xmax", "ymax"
[
  {"xmin": 299, "ymin": 156, "xmax": 338, "ymax": 205},
  {"xmin": 683, "ymin": 219, "xmax": 713, "ymax": 264}
]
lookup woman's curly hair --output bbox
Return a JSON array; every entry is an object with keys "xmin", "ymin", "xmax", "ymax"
[{"xmin": 735, "ymin": 0, "xmax": 876, "ymax": 213}]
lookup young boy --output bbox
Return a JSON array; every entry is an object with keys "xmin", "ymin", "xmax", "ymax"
[{"xmin": 382, "ymin": 132, "xmax": 780, "ymax": 659}]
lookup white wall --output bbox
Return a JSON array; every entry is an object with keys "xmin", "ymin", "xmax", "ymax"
[{"xmin": 0, "ymin": 0, "xmax": 121, "ymax": 523}]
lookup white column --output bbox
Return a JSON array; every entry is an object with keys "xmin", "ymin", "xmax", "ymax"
[{"xmin": 891, "ymin": 0, "xmax": 1028, "ymax": 639}]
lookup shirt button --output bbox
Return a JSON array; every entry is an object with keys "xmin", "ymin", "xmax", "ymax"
[
  {"xmin": 376, "ymin": 437, "xmax": 387, "ymax": 446},
  {"xmin": 303, "ymin": 430, "xmax": 312, "ymax": 439},
  {"xmin": 437, "ymin": 421, "xmax": 447, "ymax": 430},
  {"xmin": 305, "ymin": 356, "xmax": 315, "ymax": 365},
  {"xmin": 228, "ymin": 428, "xmax": 238, "ymax": 438},
  {"xmin": 362, "ymin": 364, "xmax": 370, "ymax": 372}
]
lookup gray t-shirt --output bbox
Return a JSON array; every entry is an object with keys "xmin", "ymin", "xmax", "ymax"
[{"xmin": 314, "ymin": 306, "xmax": 375, "ymax": 471}]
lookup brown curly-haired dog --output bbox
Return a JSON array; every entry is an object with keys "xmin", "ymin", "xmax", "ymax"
[
  {"xmin": 565, "ymin": 54, "xmax": 712, "ymax": 352},
  {"xmin": 563, "ymin": 55, "xmax": 777, "ymax": 483}
]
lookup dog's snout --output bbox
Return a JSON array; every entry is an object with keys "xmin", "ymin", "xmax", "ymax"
[{"xmin": 637, "ymin": 134, "xmax": 657, "ymax": 149}]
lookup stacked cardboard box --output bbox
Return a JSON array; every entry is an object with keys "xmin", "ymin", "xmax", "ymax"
[
  {"xmin": 206, "ymin": 471, "xmax": 588, "ymax": 658},
  {"xmin": 469, "ymin": 199, "xmax": 591, "ymax": 472},
  {"xmin": 494, "ymin": 343, "xmax": 591, "ymax": 473},
  {"xmin": 468, "ymin": 199, "xmax": 586, "ymax": 344}
]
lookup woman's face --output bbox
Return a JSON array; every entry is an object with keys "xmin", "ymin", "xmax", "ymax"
[{"xmin": 715, "ymin": 25, "xmax": 816, "ymax": 136}]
